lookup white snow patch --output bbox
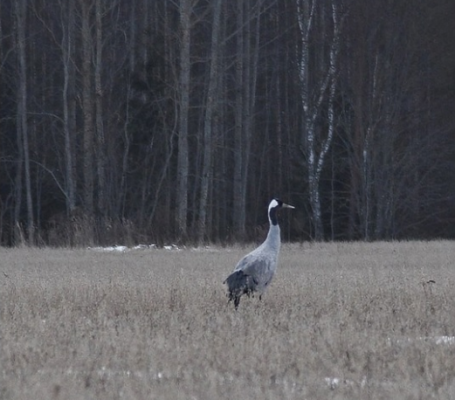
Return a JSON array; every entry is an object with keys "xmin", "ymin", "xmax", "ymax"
[
  {"xmin": 163, "ymin": 244, "xmax": 181, "ymax": 250},
  {"xmin": 132, "ymin": 244, "xmax": 157, "ymax": 250},
  {"xmin": 89, "ymin": 245, "xmax": 128, "ymax": 252},
  {"xmin": 388, "ymin": 336, "xmax": 455, "ymax": 346},
  {"xmin": 324, "ymin": 376, "xmax": 368, "ymax": 390},
  {"xmin": 325, "ymin": 377, "xmax": 341, "ymax": 389},
  {"xmin": 87, "ymin": 243, "xmax": 228, "ymax": 252},
  {"xmin": 88, "ymin": 243, "xmax": 184, "ymax": 252},
  {"xmin": 190, "ymin": 246, "xmax": 223, "ymax": 252},
  {"xmin": 434, "ymin": 336, "xmax": 455, "ymax": 345}
]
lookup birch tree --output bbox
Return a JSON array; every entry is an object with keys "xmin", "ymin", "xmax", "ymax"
[
  {"xmin": 1, "ymin": 0, "xmax": 455, "ymax": 245},
  {"xmin": 296, "ymin": 0, "xmax": 343, "ymax": 240}
]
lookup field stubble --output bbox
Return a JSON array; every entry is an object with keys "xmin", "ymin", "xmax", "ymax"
[{"xmin": 1, "ymin": 241, "xmax": 455, "ymax": 399}]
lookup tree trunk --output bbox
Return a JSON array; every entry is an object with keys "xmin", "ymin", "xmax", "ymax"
[
  {"xmin": 297, "ymin": 0, "xmax": 320, "ymax": 240},
  {"xmin": 80, "ymin": 0, "xmax": 95, "ymax": 217},
  {"xmin": 176, "ymin": 0, "xmax": 192, "ymax": 239},
  {"xmin": 198, "ymin": 0, "xmax": 222, "ymax": 243},
  {"xmin": 241, "ymin": 0, "xmax": 260, "ymax": 235},
  {"xmin": 14, "ymin": 97, "xmax": 24, "ymax": 245},
  {"xmin": 95, "ymin": 0, "xmax": 106, "ymax": 215},
  {"xmin": 16, "ymin": 0, "xmax": 34, "ymax": 244},
  {"xmin": 62, "ymin": 0, "xmax": 76, "ymax": 214},
  {"xmin": 297, "ymin": 0, "xmax": 342, "ymax": 241},
  {"xmin": 233, "ymin": 0, "xmax": 245, "ymax": 239}
]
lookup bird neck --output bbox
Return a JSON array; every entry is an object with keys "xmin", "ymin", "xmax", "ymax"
[
  {"xmin": 268, "ymin": 207, "xmax": 278, "ymax": 226},
  {"xmin": 264, "ymin": 223, "xmax": 281, "ymax": 253}
]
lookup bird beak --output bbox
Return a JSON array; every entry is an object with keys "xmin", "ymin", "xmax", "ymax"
[{"xmin": 282, "ymin": 203, "xmax": 295, "ymax": 209}]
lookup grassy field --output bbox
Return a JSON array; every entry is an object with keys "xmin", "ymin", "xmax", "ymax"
[{"xmin": 1, "ymin": 241, "xmax": 455, "ymax": 399}]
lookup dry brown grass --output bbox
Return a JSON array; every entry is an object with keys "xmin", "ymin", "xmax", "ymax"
[{"xmin": 1, "ymin": 241, "xmax": 455, "ymax": 399}]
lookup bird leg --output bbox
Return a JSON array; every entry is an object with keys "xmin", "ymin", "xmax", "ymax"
[{"xmin": 234, "ymin": 296, "xmax": 240, "ymax": 310}]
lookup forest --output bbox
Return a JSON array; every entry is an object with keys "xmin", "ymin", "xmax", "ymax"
[{"xmin": 0, "ymin": 0, "xmax": 454, "ymax": 246}]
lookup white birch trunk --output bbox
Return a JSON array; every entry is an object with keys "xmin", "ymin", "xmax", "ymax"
[{"xmin": 297, "ymin": 0, "xmax": 342, "ymax": 240}]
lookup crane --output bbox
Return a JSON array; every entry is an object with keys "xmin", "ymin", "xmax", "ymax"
[{"xmin": 224, "ymin": 198, "xmax": 295, "ymax": 309}]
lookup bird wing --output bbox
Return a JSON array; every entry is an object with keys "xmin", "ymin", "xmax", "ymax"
[{"xmin": 234, "ymin": 253, "xmax": 274, "ymax": 287}]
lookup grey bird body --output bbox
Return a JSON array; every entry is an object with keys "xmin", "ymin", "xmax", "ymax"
[{"xmin": 224, "ymin": 199, "xmax": 294, "ymax": 309}]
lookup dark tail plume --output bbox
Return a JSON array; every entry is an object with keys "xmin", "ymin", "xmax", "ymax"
[{"xmin": 223, "ymin": 270, "xmax": 257, "ymax": 309}]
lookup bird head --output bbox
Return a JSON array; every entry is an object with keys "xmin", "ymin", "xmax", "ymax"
[
  {"xmin": 269, "ymin": 198, "xmax": 295, "ymax": 211},
  {"xmin": 268, "ymin": 198, "xmax": 295, "ymax": 225}
]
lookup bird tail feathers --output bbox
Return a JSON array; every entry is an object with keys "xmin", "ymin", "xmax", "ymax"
[{"xmin": 224, "ymin": 270, "xmax": 257, "ymax": 309}]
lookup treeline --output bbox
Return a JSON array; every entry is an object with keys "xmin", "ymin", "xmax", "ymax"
[{"xmin": 0, "ymin": 0, "xmax": 454, "ymax": 246}]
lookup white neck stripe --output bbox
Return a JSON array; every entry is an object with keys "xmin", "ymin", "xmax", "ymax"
[{"xmin": 268, "ymin": 199, "xmax": 279, "ymax": 212}]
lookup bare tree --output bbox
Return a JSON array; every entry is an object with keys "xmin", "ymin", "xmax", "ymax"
[
  {"xmin": 232, "ymin": 0, "xmax": 245, "ymax": 238},
  {"xmin": 337, "ymin": 0, "xmax": 455, "ymax": 240},
  {"xmin": 232, "ymin": 0, "xmax": 262, "ymax": 239},
  {"xmin": 176, "ymin": 0, "xmax": 194, "ymax": 239},
  {"xmin": 79, "ymin": 0, "xmax": 95, "ymax": 217},
  {"xmin": 296, "ymin": 0, "xmax": 343, "ymax": 240},
  {"xmin": 197, "ymin": 0, "xmax": 223, "ymax": 243},
  {"xmin": 95, "ymin": 0, "xmax": 106, "ymax": 214},
  {"xmin": 1, "ymin": 0, "xmax": 455, "ymax": 246},
  {"xmin": 15, "ymin": 0, "xmax": 34, "ymax": 244},
  {"xmin": 62, "ymin": 0, "xmax": 77, "ymax": 214}
]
